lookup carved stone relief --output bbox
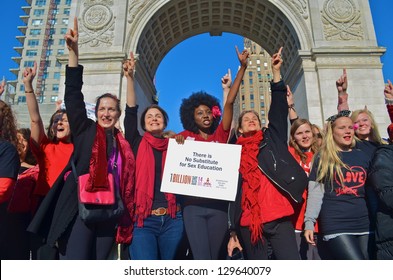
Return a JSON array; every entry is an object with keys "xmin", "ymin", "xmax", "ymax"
[
  {"xmin": 79, "ymin": 0, "xmax": 116, "ymax": 48},
  {"xmin": 321, "ymin": 0, "xmax": 364, "ymax": 40},
  {"xmin": 127, "ymin": 0, "xmax": 150, "ymax": 23},
  {"xmin": 289, "ymin": 0, "xmax": 309, "ymax": 19}
]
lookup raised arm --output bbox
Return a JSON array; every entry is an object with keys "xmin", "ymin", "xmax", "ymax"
[
  {"xmin": 23, "ymin": 62, "xmax": 45, "ymax": 146},
  {"xmin": 287, "ymin": 85, "xmax": 298, "ymax": 123},
  {"xmin": 65, "ymin": 17, "xmax": 79, "ymax": 67},
  {"xmin": 221, "ymin": 68, "xmax": 232, "ymax": 99},
  {"xmin": 272, "ymin": 46, "xmax": 283, "ymax": 82},
  {"xmin": 0, "ymin": 79, "xmax": 5, "ymax": 96},
  {"xmin": 221, "ymin": 46, "xmax": 249, "ymax": 131},
  {"xmin": 123, "ymin": 52, "xmax": 137, "ymax": 107},
  {"xmin": 336, "ymin": 68, "xmax": 349, "ymax": 112}
]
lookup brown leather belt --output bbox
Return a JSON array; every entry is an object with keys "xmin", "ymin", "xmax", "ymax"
[{"xmin": 151, "ymin": 205, "xmax": 181, "ymax": 216}]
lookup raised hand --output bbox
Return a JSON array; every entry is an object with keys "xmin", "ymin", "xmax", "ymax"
[
  {"xmin": 235, "ymin": 46, "xmax": 249, "ymax": 68},
  {"xmin": 287, "ymin": 85, "xmax": 294, "ymax": 106},
  {"xmin": 23, "ymin": 61, "xmax": 37, "ymax": 87},
  {"xmin": 0, "ymin": 79, "xmax": 5, "ymax": 96},
  {"xmin": 65, "ymin": 17, "xmax": 79, "ymax": 54},
  {"xmin": 272, "ymin": 46, "xmax": 283, "ymax": 70},
  {"xmin": 336, "ymin": 68, "xmax": 347, "ymax": 94},
  {"xmin": 384, "ymin": 80, "xmax": 393, "ymax": 100},
  {"xmin": 221, "ymin": 68, "xmax": 232, "ymax": 91},
  {"xmin": 123, "ymin": 52, "xmax": 137, "ymax": 80}
]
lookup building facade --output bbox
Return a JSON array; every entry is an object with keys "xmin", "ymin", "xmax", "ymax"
[{"xmin": 9, "ymin": 0, "xmax": 72, "ymax": 127}]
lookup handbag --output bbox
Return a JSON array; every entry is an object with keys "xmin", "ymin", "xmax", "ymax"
[{"xmin": 71, "ymin": 148, "xmax": 124, "ymax": 223}]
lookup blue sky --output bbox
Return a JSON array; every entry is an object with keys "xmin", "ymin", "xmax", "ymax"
[{"xmin": 1, "ymin": 0, "xmax": 392, "ymax": 133}]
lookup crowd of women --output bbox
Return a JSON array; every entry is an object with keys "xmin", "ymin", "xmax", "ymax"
[{"xmin": 1, "ymin": 17, "xmax": 393, "ymax": 260}]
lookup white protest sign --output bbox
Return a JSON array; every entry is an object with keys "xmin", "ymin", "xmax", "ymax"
[{"xmin": 161, "ymin": 139, "xmax": 241, "ymax": 201}]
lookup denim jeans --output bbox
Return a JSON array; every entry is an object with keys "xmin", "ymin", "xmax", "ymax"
[{"xmin": 129, "ymin": 211, "xmax": 184, "ymax": 260}]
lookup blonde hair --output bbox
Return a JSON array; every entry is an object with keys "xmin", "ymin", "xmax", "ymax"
[
  {"xmin": 351, "ymin": 108, "xmax": 382, "ymax": 144},
  {"xmin": 315, "ymin": 117, "xmax": 355, "ymax": 188}
]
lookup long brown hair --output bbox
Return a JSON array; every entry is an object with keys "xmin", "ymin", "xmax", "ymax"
[
  {"xmin": 289, "ymin": 118, "xmax": 319, "ymax": 164},
  {"xmin": 0, "ymin": 100, "xmax": 20, "ymax": 152}
]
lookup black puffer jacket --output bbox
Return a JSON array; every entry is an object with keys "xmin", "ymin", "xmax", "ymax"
[{"xmin": 368, "ymin": 144, "xmax": 393, "ymax": 259}]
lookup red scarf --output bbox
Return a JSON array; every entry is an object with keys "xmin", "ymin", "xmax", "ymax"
[
  {"xmin": 85, "ymin": 124, "xmax": 110, "ymax": 192},
  {"xmin": 236, "ymin": 130, "xmax": 268, "ymax": 244},
  {"xmin": 135, "ymin": 132, "xmax": 176, "ymax": 227}
]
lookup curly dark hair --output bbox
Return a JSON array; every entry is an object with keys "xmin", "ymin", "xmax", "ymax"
[
  {"xmin": 179, "ymin": 91, "xmax": 221, "ymax": 134},
  {"xmin": 47, "ymin": 109, "xmax": 67, "ymax": 143},
  {"xmin": 0, "ymin": 100, "xmax": 20, "ymax": 152}
]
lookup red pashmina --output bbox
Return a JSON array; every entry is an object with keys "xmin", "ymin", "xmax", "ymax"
[
  {"xmin": 135, "ymin": 132, "xmax": 176, "ymax": 227},
  {"xmin": 236, "ymin": 130, "xmax": 269, "ymax": 244}
]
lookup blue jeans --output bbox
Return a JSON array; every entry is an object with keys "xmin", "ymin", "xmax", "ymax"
[{"xmin": 129, "ymin": 211, "xmax": 184, "ymax": 260}]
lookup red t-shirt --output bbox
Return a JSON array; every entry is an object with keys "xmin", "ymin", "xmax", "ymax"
[
  {"xmin": 288, "ymin": 146, "xmax": 318, "ymax": 232},
  {"xmin": 30, "ymin": 136, "xmax": 73, "ymax": 196},
  {"xmin": 179, "ymin": 122, "xmax": 229, "ymax": 143}
]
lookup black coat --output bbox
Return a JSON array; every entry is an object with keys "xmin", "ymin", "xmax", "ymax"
[{"xmin": 368, "ymin": 144, "xmax": 393, "ymax": 259}]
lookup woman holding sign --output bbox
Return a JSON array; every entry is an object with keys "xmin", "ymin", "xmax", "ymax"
[
  {"xmin": 227, "ymin": 47, "xmax": 308, "ymax": 260},
  {"xmin": 177, "ymin": 47, "xmax": 249, "ymax": 260},
  {"xmin": 123, "ymin": 53, "xmax": 184, "ymax": 260}
]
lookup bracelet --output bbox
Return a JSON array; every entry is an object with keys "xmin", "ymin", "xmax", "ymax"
[{"xmin": 25, "ymin": 90, "xmax": 34, "ymax": 94}]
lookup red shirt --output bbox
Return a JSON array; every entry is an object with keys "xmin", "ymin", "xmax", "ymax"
[
  {"xmin": 30, "ymin": 136, "xmax": 73, "ymax": 196},
  {"xmin": 179, "ymin": 122, "xmax": 229, "ymax": 143},
  {"xmin": 288, "ymin": 146, "xmax": 318, "ymax": 232}
]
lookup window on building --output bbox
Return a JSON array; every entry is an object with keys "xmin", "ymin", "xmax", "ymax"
[
  {"xmin": 262, "ymin": 119, "xmax": 266, "ymax": 124},
  {"xmin": 242, "ymin": 103, "xmax": 245, "ymax": 109},
  {"xmin": 64, "ymin": 8, "xmax": 70, "ymax": 15},
  {"xmin": 60, "ymin": 28, "xmax": 67, "ymax": 34},
  {"xmin": 257, "ymin": 66, "xmax": 261, "ymax": 72},
  {"xmin": 54, "ymin": 72, "xmax": 61, "ymax": 79},
  {"xmin": 32, "ymin": 19, "xmax": 43, "ymax": 26},
  {"xmin": 33, "ymin": 9, "xmax": 45, "ymax": 16},
  {"xmin": 52, "ymin": 84, "xmax": 59, "ymax": 92},
  {"xmin": 55, "ymin": 0, "xmax": 61, "ymax": 4},
  {"xmin": 57, "ymin": 49, "xmax": 65, "ymax": 55},
  {"xmin": 59, "ymin": 39, "xmax": 65, "ymax": 46},
  {"xmin": 45, "ymin": 60, "xmax": 51, "ymax": 67},
  {"xmin": 65, "ymin": 0, "xmax": 72, "ymax": 5},
  {"xmin": 52, "ymin": 8, "xmax": 59, "ymax": 15},
  {"xmin": 260, "ymin": 94, "xmax": 264, "ymax": 100},
  {"xmin": 18, "ymin": 96, "xmax": 27, "ymax": 103},
  {"xmin": 35, "ymin": 0, "xmax": 47, "ymax": 7},
  {"xmin": 261, "ymin": 110, "xmax": 265, "ymax": 116},
  {"xmin": 19, "ymin": 85, "xmax": 25, "ymax": 92},
  {"xmin": 260, "ymin": 101, "xmax": 265, "ymax": 107},
  {"xmin": 30, "ymin": 29, "xmax": 41, "ymax": 35},
  {"xmin": 250, "ymin": 94, "xmax": 254, "ymax": 100},
  {"xmin": 264, "ymin": 62, "xmax": 268, "ymax": 69},
  {"xmin": 43, "ymin": 72, "xmax": 49, "ymax": 79},
  {"xmin": 55, "ymin": 60, "xmax": 62, "ymax": 67},
  {"xmin": 248, "ymin": 72, "xmax": 253, "ymax": 77},
  {"xmin": 258, "ymin": 73, "xmax": 262, "ymax": 80},
  {"xmin": 249, "ymin": 79, "xmax": 253, "ymax": 85},
  {"xmin": 26, "ymin": 50, "xmax": 38, "ymax": 56},
  {"xmin": 256, "ymin": 59, "xmax": 261, "ymax": 65},
  {"xmin": 48, "ymin": 39, "xmax": 54, "ymax": 46},
  {"xmin": 46, "ymin": 49, "xmax": 53, "ymax": 56},
  {"xmin": 49, "ymin": 19, "xmax": 57, "ymax": 25},
  {"xmin": 51, "ymin": 95, "xmax": 58, "ymax": 102},
  {"xmin": 49, "ymin": 28, "xmax": 56, "ymax": 35},
  {"xmin": 62, "ymin": 18, "xmax": 69, "ymax": 25},
  {"xmin": 241, "ymin": 95, "xmax": 245, "ymax": 101},
  {"xmin": 250, "ymin": 102, "xmax": 254, "ymax": 108},
  {"xmin": 28, "ymin": 39, "xmax": 40, "ymax": 46}
]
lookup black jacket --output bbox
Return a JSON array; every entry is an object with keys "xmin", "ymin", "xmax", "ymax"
[{"xmin": 368, "ymin": 144, "xmax": 393, "ymax": 259}]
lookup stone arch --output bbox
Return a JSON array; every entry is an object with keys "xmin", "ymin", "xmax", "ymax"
[{"xmin": 65, "ymin": 0, "xmax": 389, "ymax": 136}]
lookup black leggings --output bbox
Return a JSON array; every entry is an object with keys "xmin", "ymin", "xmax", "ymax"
[
  {"xmin": 239, "ymin": 217, "xmax": 300, "ymax": 260},
  {"xmin": 326, "ymin": 234, "xmax": 369, "ymax": 260}
]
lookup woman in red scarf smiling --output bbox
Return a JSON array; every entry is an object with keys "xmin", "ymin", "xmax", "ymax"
[
  {"xmin": 123, "ymin": 53, "xmax": 183, "ymax": 260},
  {"xmin": 227, "ymin": 47, "xmax": 308, "ymax": 260},
  {"xmin": 28, "ymin": 18, "xmax": 135, "ymax": 259}
]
